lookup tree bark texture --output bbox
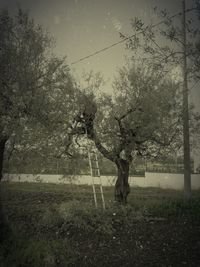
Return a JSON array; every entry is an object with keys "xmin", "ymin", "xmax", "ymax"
[
  {"xmin": 0, "ymin": 183, "xmax": 10, "ymax": 243},
  {"xmin": 0, "ymin": 138, "xmax": 10, "ymax": 242},
  {"xmin": 0, "ymin": 138, "xmax": 7, "ymax": 181},
  {"xmin": 115, "ymin": 159, "xmax": 130, "ymax": 204}
]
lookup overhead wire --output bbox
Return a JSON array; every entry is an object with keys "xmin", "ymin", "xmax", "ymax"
[{"xmin": 71, "ymin": 7, "xmax": 196, "ymax": 65}]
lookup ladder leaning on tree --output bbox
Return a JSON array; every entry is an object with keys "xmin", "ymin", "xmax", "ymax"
[
  {"xmin": 69, "ymin": 116, "xmax": 106, "ymax": 209},
  {"xmin": 86, "ymin": 133, "xmax": 105, "ymax": 210}
]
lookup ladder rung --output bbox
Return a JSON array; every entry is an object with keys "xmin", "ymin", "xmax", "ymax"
[
  {"xmin": 89, "ymin": 156, "xmax": 98, "ymax": 159},
  {"xmin": 89, "ymin": 150, "xmax": 97, "ymax": 154}
]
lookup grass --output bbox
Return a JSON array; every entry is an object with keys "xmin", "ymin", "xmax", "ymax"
[{"xmin": 1, "ymin": 182, "xmax": 200, "ymax": 266}]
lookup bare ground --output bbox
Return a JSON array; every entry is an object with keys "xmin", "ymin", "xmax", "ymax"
[{"xmin": 0, "ymin": 182, "xmax": 200, "ymax": 267}]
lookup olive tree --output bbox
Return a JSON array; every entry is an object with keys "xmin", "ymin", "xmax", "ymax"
[
  {"xmin": 0, "ymin": 8, "xmax": 76, "ymax": 179},
  {"xmin": 68, "ymin": 63, "xmax": 182, "ymax": 204},
  {"xmin": 119, "ymin": 1, "xmax": 200, "ymax": 197}
]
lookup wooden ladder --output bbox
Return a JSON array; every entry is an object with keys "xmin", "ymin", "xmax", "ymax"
[{"xmin": 88, "ymin": 149, "xmax": 105, "ymax": 210}]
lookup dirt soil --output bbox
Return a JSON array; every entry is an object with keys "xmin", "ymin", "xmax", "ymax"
[
  {"xmin": 1, "ymin": 183, "xmax": 200, "ymax": 267},
  {"xmin": 73, "ymin": 219, "xmax": 200, "ymax": 267}
]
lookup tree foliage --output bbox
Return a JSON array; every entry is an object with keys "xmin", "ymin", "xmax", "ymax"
[
  {"xmin": 0, "ymin": 8, "xmax": 77, "ymax": 178},
  {"xmin": 68, "ymin": 63, "xmax": 183, "ymax": 203}
]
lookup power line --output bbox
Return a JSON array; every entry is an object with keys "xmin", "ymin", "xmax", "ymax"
[{"xmin": 71, "ymin": 7, "xmax": 196, "ymax": 65}]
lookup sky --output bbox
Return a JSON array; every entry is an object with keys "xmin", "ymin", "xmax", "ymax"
[{"xmin": 0, "ymin": 0, "xmax": 199, "ymax": 111}]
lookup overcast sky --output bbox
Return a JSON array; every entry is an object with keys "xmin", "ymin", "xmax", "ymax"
[{"xmin": 0, "ymin": 0, "xmax": 199, "ymax": 110}]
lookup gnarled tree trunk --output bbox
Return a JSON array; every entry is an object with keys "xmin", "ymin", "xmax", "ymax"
[
  {"xmin": 0, "ymin": 138, "xmax": 7, "ymax": 181},
  {"xmin": 115, "ymin": 159, "xmax": 130, "ymax": 204},
  {"xmin": 0, "ymin": 137, "xmax": 9, "ymax": 242},
  {"xmin": 75, "ymin": 104, "xmax": 131, "ymax": 204}
]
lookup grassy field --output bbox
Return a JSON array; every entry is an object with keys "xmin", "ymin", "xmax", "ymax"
[{"xmin": 1, "ymin": 182, "xmax": 200, "ymax": 267}]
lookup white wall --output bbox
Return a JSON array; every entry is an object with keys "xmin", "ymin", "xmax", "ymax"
[
  {"xmin": 2, "ymin": 173, "xmax": 117, "ymax": 186},
  {"xmin": 2, "ymin": 172, "xmax": 200, "ymax": 190}
]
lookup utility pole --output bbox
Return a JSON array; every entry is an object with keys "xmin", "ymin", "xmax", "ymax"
[{"xmin": 182, "ymin": 0, "xmax": 191, "ymax": 198}]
